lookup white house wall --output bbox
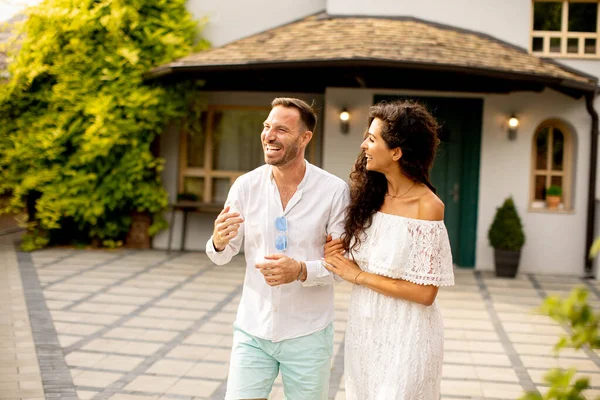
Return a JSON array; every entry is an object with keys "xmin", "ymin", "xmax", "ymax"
[
  {"xmin": 153, "ymin": 91, "xmax": 325, "ymax": 252},
  {"xmin": 326, "ymin": 0, "xmax": 530, "ymax": 48},
  {"xmin": 323, "ymin": 87, "xmax": 591, "ymax": 275},
  {"xmin": 187, "ymin": 0, "xmax": 326, "ymax": 47},
  {"xmin": 479, "ymin": 90, "xmax": 590, "ymax": 275},
  {"xmin": 559, "ymin": 60, "xmax": 600, "ymax": 80}
]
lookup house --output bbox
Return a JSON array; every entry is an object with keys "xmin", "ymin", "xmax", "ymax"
[
  {"xmin": 149, "ymin": 0, "xmax": 600, "ymax": 277},
  {"xmin": 0, "ymin": 24, "xmax": 11, "ymax": 80},
  {"xmin": 0, "ymin": 14, "xmax": 25, "ymax": 81}
]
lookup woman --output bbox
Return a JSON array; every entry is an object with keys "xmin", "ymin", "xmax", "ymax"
[{"xmin": 323, "ymin": 100, "xmax": 454, "ymax": 400}]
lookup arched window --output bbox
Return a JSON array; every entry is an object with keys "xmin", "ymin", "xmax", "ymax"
[{"xmin": 530, "ymin": 120, "xmax": 574, "ymax": 210}]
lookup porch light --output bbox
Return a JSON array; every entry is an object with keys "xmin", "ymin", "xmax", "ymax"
[
  {"xmin": 340, "ymin": 109, "xmax": 350, "ymax": 134},
  {"xmin": 508, "ymin": 115, "xmax": 519, "ymax": 141}
]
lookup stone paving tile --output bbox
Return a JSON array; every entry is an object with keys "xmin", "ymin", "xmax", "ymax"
[
  {"xmin": 0, "ymin": 236, "xmax": 44, "ymax": 400},
  {"xmin": 5, "ymin": 244, "xmax": 600, "ymax": 399}
]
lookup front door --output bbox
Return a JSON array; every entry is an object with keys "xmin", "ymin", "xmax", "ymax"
[{"xmin": 373, "ymin": 95, "xmax": 483, "ymax": 267}]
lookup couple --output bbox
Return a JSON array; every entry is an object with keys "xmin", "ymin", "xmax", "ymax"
[{"xmin": 206, "ymin": 97, "xmax": 455, "ymax": 400}]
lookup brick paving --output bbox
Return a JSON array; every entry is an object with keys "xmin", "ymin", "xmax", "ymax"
[{"xmin": 3, "ymin": 238, "xmax": 600, "ymax": 399}]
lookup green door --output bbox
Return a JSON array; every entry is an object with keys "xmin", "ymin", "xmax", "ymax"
[
  {"xmin": 374, "ymin": 95, "xmax": 483, "ymax": 267},
  {"xmin": 430, "ymin": 117, "xmax": 462, "ymax": 261}
]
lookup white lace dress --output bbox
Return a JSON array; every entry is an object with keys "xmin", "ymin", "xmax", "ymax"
[{"xmin": 345, "ymin": 212, "xmax": 455, "ymax": 400}]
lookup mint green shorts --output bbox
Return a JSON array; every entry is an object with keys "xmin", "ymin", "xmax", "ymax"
[{"xmin": 225, "ymin": 324, "xmax": 334, "ymax": 400}]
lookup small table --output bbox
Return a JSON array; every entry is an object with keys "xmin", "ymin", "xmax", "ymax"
[{"xmin": 166, "ymin": 201, "xmax": 223, "ymax": 253}]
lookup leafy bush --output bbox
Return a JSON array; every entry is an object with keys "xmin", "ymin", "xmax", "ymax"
[
  {"xmin": 488, "ymin": 197, "xmax": 526, "ymax": 251},
  {"xmin": 547, "ymin": 185, "xmax": 562, "ymax": 197},
  {"xmin": 520, "ymin": 242, "xmax": 600, "ymax": 400},
  {"xmin": 519, "ymin": 287, "xmax": 600, "ymax": 400},
  {"xmin": 0, "ymin": 0, "xmax": 208, "ymax": 249},
  {"xmin": 590, "ymin": 237, "xmax": 600, "ymax": 259}
]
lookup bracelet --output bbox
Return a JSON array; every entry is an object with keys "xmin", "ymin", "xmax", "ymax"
[
  {"xmin": 354, "ymin": 271, "xmax": 365, "ymax": 285},
  {"xmin": 296, "ymin": 260, "xmax": 304, "ymax": 281}
]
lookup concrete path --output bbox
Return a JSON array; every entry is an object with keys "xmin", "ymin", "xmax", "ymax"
[{"xmin": 2, "ymin": 242, "xmax": 600, "ymax": 399}]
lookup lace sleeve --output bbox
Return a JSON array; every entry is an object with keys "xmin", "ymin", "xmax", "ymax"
[{"xmin": 400, "ymin": 221, "xmax": 455, "ymax": 287}]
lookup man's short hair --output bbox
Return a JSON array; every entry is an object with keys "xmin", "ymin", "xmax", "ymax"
[{"xmin": 271, "ymin": 97, "xmax": 317, "ymax": 133}]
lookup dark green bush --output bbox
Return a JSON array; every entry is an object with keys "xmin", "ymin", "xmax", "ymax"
[{"xmin": 488, "ymin": 197, "xmax": 525, "ymax": 251}]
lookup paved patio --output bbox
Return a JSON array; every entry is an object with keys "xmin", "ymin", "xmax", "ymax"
[{"xmin": 2, "ymin": 236, "xmax": 600, "ymax": 400}]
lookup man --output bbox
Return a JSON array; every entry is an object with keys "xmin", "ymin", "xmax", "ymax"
[{"xmin": 206, "ymin": 97, "xmax": 349, "ymax": 400}]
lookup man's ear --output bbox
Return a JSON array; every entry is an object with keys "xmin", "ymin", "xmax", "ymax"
[
  {"xmin": 301, "ymin": 130, "xmax": 313, "ymax": 147},
  {"xmin": 392, "ymin": 147, "xmax": 402, "ymax": 162}
]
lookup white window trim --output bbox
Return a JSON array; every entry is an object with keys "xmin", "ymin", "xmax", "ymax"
[
  {"xmin": 178, "ymin": 105, "xmax": 270, "ymax": 205},
  {"xmin": 529, "ymin": 119, "xmax": 574, "ymax": 212},
  {"xmin": 531, "ymin": 0, "xmax": 600, "ymax": 59},
  {"xmin": 178, "ymin": 104, "xmax": 319, "ymax": 205}
]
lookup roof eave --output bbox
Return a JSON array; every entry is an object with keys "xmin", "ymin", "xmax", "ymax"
[{"xmin": 144, "ymin": 58, "xmax": 597, "ymax": 96}]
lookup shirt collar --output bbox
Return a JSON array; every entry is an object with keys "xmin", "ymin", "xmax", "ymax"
[{"xmin": 268, "ymin": 159, "xmax": 311, "ymax": 188}]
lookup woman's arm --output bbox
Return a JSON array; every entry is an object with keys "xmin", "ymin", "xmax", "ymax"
[
  {"xmin": 323, "ymin": 193, "xmax": 446, "ymax": 306},
  {"xmin": 358, "ymin": 271, "xmax": 439, "ymax": 306},
  {"xmin": 322, "ymin": 254, "xmax": 439, "ymax": 306}
]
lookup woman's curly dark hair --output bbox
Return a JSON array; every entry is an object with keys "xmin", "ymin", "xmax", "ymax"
[{"xmin": 342, "ymin": 100, "xmax": 440, "ymax": 253}]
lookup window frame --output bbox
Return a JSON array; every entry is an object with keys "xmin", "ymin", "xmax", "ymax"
[
  {"xmin": 531, "ymin": 0, "xmax": 600, "ymax": 59},
  {"xmin": 178, "ymin": 104, "xmax": 318, "ymax": 205},
  {"xmin": 529, "ymin": 119, "xmax": 574, "ymax": 211}
]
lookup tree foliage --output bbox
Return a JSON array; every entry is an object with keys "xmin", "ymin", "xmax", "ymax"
[
  {"xmin": 519, "ymin": 255, "xmax": 600, "ymax": 399},
  {"xmin": 0, "ymin": 0, "xmax": 207, "ymax": 250}
]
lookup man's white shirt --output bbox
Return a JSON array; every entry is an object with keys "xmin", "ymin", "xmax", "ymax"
[{"xmin": 206, "ymin": 161, "xmax": 350, "ymax": 342}]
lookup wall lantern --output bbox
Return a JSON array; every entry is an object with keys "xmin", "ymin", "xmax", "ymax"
[
  {"xmin": 340, "ymin": 108, "xmax": 350, "ymax": 134},
  {"xmin": 507, "ymin": 115, "xmax": 519, "ymax": 141}
]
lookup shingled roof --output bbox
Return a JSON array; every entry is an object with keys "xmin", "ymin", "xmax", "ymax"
[{"xmin": 149, "ymin": 13, "xmax": 597, "ymax": 95}]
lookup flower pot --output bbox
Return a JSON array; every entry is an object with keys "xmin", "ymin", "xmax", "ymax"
[
  {"xmin": 546, "ymin": 195, "xmax": 561, "ymax": 209},
  {"xmin": 494, "ymin": 248, "xmax": 522, "ymax": 278},
  {"xmin": 125, "ymin": 211, "xmax": 151, "ymax": 249}
]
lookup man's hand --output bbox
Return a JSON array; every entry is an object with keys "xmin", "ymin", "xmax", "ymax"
[
  {"xmin": 256, "ymin": 254, "xmax": 303, "ymax": 286},
  {"xmin": 324, "ymin": 234, "xmax": 345, "ymax": 257},
  {"xmin": 212, "ymin": 206, "xmax": 244, "ymax": 251}
]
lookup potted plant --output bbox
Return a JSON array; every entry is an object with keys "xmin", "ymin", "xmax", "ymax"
[
  {"xmin": 176, "ymin": 192, "xmax": 199, "ymax": 203},
  {"xmin": 545, "ymin": 185, "xmax": 562, "ymax": 209},
  {"xmin": 488, "ymin": 197, "xmax": 526, "ymax": 278}
]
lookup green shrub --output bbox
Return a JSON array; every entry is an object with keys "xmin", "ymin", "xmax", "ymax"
[
  {"xmin": 487, "ymin": 197, "xmax": 525, "ymax": 251},
  {"xmin": 590, "ymin": 237, "xmax": 600, "ymax": 259},
  {"xmin": 0, "ymin": 0, "xmax": 208, "ymax": 250},
  {"xmin": 547, "ymin": 185, "xmax": 562, "ymax": 197},
  {"xmin": 520, "ymin": 243, "xmax": 600, "ymax": 400},
  {"xmin": 177, "ymin": 192, "xmax": 199, "ymax": 202},
  {"xmin": 519, "ymin": 287, "xmax": 600, "ymax": 400}
]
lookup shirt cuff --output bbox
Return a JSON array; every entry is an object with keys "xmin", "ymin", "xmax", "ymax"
[
  {"xmin": 205, "ymin": 236, "xmax": 231, "ymax": 265},
  {"xmin": 303, "ymin": 260, "xmax": 333, "ymax": 287}
]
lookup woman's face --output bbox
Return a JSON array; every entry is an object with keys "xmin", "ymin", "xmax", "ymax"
[{"xmin": 360, "ymin": 118, "xmax": 398, "ymax": 173}]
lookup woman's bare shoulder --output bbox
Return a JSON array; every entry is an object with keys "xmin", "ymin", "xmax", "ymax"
[{"xmin": 417, "ymin": 190, "xmax": 445, "ymax": 221}]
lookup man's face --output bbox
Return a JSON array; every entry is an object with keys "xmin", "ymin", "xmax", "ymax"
[{"xmin": 261, "ymin": 106, "xmax": 306, "ymax": 167}]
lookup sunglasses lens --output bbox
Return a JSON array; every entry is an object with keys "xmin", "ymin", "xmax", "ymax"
[
  {"xmin": 275, "ymin": 235, "xmax": 287, "ymax": 251},
  {"xmin": 275, "ymin": 216, "xmax": 287, "ymax": 231}
]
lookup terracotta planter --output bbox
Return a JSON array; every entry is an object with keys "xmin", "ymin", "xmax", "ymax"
[
  {"xmin": 494, "ymin": 249, "xmax": 522, "ymax": 278},
  {"xmin": 125, "ymin": 212, "xmax": 151, "ymax": 249},
  {"xmin": 546, "ymin": 195, "xmax": 561, "ymax": 209}
]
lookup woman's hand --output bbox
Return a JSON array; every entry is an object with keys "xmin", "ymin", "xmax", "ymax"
[
  {"xmin": 324, "ymin": 234, "xmax": 345, "ymax": 257},
  {"xmin": 323, "ymin": 253, "xmax": 362, "ymax": 284}
]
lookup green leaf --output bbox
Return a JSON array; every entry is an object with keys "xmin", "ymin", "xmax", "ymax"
[
  {"xmin": 590, "ymin": 237, "xmax": 600, "ymax": 259},
  {"xmin": 0, "ymin": 0, "xmax": 207, "ymax": 247}
]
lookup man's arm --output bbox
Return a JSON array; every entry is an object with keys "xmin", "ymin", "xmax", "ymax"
[
  {"xmin": 205, "ymin": 185, "xmax": 245, "ymax": 265},
  {"xmin": 303, "ymin": 183, "xmax": 350, "ymax": 286}
]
